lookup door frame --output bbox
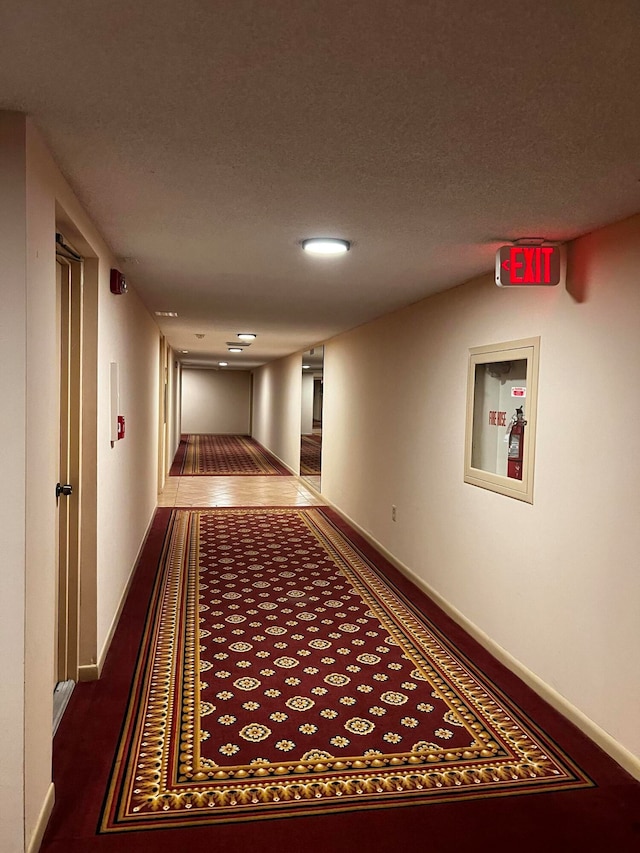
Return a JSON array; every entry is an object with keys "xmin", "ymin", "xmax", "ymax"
[
  {"xmin": 55, "ymin": 216, "xmax": 99, "ymax": 684},
  {"xmin": 56, "ymin": 255, "xmax": 82, "ymax": 682},
  {"xmin": 157, "ymin": 334, "xmax": 168, "ymax": 492}
]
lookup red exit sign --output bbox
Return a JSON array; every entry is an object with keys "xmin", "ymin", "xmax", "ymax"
[{"xmin": 495, "ymin": 244, "xmax": 563, "ymax": 287}]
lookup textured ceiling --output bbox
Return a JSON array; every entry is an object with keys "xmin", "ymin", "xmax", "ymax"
[{"xmin": 2, "ymin": 1, "xmax": 640, "ymax": 368}]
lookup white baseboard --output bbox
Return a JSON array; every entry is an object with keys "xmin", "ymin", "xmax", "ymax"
[
  {"xmin": 319, "ymin": 495, "xmax": 640, "ymax": 783},
  {"xmin": 27, "ymin": 782, "xmax": 54, "ymax": 853}
]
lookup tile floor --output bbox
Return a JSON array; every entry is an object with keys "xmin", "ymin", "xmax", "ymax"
[{"xmin": 158, "ymin": 474, "xmax": 324, "ymax": 507}]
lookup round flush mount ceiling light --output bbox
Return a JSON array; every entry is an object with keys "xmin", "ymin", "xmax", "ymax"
[
  {"xmin": 218, "ymin": 361, "xmax": 228, "ymax": 367},
  {"xmin": 302, "ymin": 365, "xmax": 310, "ymax": 369},
  {"xmin": 302, "ymin": 238, "xmax": 351, "ymax": 256},
  {"xmin": 237, "ymin": 333, "xmax": 257, "ymax": 341},
  {"xmin": 228, "ymin": 347, "xmax": 243, "ymax": 353}
]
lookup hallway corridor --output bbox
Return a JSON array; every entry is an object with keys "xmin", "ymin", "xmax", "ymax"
[
  {"xmin": 4, "ymin": 7, "xmax": 640, "ymax": 848},
  {"xmin": 41, "ymin": 467, "xmax": 640, "ymax": 852}
]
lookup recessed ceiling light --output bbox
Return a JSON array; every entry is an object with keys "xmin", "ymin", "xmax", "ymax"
[
  {"xmin": 302, "ymin": 238, "xmax": 350, "ymax": 255},
  {"xmin": 218, "ymin": 361, "xmax": 228, "ymax": 367},
  {"xmin": 237, "ymin": 333, "xmax": 257, "ymax": 341},
  {"xmin": 302, "ymin": 365, "xmax": 310, "ymax": 369},
  {"xmin": 155, "ymin": 311, "xmax": 178, "ymax": 317},
  {"xmin": 228, "ymin": 347, "xmax": 243, "ymax": 353},
  {"xmin": 180, "ymin": 350, "xmax": 189, "ymax": 354}
]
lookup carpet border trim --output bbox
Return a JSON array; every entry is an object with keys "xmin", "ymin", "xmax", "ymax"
[{"xmin": 316, "ymin": 488, "xmax": 640, "ymax": 782}]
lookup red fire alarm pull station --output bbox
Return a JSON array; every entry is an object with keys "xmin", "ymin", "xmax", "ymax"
[
  {"xmin": 110, "ymin": 268, "xmax": 128, "ymax": 295},
  {"xmin": 495, "ymin": 244, "xmax": 562, "ymax": 287}
]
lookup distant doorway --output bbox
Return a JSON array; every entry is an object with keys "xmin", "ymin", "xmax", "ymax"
[
  {"xmin": 300, "ymin": 346, "xmax": 324, "ymax": 491},
  {"xmin": 158, "ymin": 335, "xmax": 169, "ymax": 492}
]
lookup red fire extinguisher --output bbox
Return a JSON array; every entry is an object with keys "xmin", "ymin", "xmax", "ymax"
[{"xmin": 507, "ymin": 406, "xmax": 526, "ymax": 480}]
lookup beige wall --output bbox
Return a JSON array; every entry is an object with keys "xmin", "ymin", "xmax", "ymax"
[
  {"xmin": 0, "ymin": 113, "xmax": 162, "ymax": 852},
  {"xmin": 252, "ymin": 354, "xmax": 302, "ymax": 473},
  {"xmin": 96, "ymin": 274, "xmax": 159, "ymax": 657},
  {"xmin": 322, "ymin": 213, "xmax": 640, "ymax": 762},
  {"xmin": 181, "ymin": 368, "xmax": 251, "ymax": 434},
  {"xmin": 24, "ymin": 118, "xmax": 64, "ymax": 853},
  {"xmin": 0, "ymin": 112, "xmax": 28, "ymax": 853}
]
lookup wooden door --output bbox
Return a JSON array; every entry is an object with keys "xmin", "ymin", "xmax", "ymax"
[{"xmin": 56, "ymin": 256, "xmax": 82, "ymax": 683}]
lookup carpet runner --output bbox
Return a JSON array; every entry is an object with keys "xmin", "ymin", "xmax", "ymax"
[
  {"xmin": 300, "ymin": 434, "xmax": 322, "ymax": 476},
  {"xmin": 170, "ymin": 434, "xmax": 290, "ymax": 476},
  {"xmin": 100, "ymin": 507, "xmax": 592, "ymax": 833}
]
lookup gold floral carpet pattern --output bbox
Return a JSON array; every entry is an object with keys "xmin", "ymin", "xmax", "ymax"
[
  {"xmin": 101, "ymin": 508, "xmax": 591, "ymax": 832},
  {"xmin": 300, "ymin": 434, "xmax": 322, "ymax": 476},
  {"xmin": 171, "ymin": 434, "xmax": 289, "ymax": 475}
]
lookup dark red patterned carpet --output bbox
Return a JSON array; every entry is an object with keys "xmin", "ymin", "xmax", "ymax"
[
  {"xmin": 43, "ymin": 508, "xmax": 640, "ymax": 852},
  {"xmin": 102, "ymin": 507, "xmax": 591, "ymax": 832},
  {"xmin": 170, "ymin": 434, "xmax": 290, "ymax": 476}
]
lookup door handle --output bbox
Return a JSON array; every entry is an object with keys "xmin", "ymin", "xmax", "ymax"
[{"xmin": 56, "ymin": 483, "xmax": 73, "ymax": 500}]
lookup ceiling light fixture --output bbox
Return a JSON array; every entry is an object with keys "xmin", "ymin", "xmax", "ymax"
[
  {"xmin": 302, "ymin": 238, "xmax": 350, "ymax": 255},
  {"xmin": 180, "ymin": 350, "xmax": 189, "ymax": 354},
  {"xmin": 237, "ymin": 333, "xmax": 257, "ymax": 341},
  {"xmin": 302, "ymin": 365, "xmax": 310, "ymax": 369},
  {"xmin": 218, "ymin": 361, "xmax": 228, "ymax": 367},
  {"xmin": 155, "ymin": 311, "xmax": 178, "ymax": 317},
  {"xmin": 228, "ymin": 347, "xmax": 243, "ymax": 353}
]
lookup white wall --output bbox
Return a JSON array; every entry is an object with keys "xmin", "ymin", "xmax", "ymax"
[
  {"xmin": 252, "ymin": 354, "xmax": 302, "ymax": 473},
  {"xmin": 322, "ymin": 213, "xmax": 640, "ymax": 764},
  {"xmin": 181, "ymin": 368, "xmax": 251, "ymax": 434}
]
